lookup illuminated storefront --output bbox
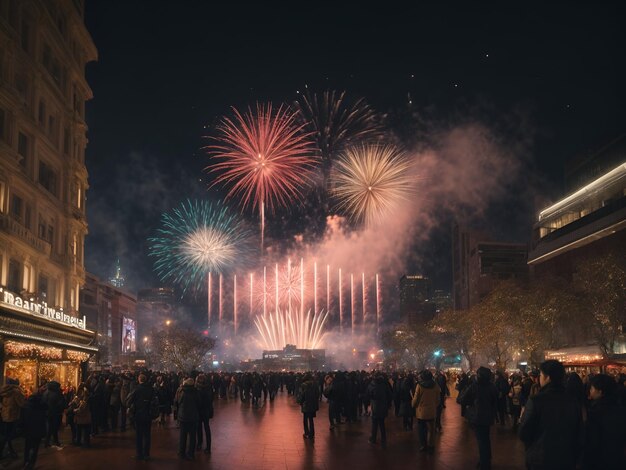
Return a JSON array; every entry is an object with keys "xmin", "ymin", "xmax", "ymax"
[{"xmin": 1, "ymin": 288, "xmax": 97, "ymax": 395}]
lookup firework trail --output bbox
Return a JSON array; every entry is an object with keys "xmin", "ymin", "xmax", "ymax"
[
  {"xmin": 148, "ymin": 200, "xmax": 251, "ymax": 295},
  {"xmin": 332, "ymin": 144, "xmax": 414, "ymax": 226},
  {"xmin": 255, "ymin": 308, "xmax": 329, "ymax": 350},
  {"xmin": 206, "ymin": 103, "xmax": 318, "ymax": 249}
]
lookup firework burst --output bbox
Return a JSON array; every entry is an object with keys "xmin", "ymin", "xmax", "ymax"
[
  {"xmin": 332, "ymin": 144, "xmax": 414, "ymax": 225},
  {"xmin": 206, "ymin": 103, "xmax": 318, "ymax": 247},
  {"xmin": 255, "ymin": 308, "xmax": 329, "ymax": 350},
  {"xmin": 148, "ymin": 200, "xmax": 251, "ymax": 295}
]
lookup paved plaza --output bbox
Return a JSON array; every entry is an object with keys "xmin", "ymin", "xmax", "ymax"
[{"xmin": 3, "ymin": 391, "xmax": 526, "ymax": 470}]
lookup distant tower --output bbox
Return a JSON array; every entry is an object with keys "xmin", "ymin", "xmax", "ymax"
[{"xmin": 110, "ymin": 260, "xmax": 125, "ymax": 288}]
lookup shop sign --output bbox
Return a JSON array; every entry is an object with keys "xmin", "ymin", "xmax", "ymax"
[{"xmin": 0, "ymin": 287, "xmax": 86, "ymax": 330}]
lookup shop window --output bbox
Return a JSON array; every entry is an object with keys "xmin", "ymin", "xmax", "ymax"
[
  {"xmin": 3, "ymin": 359, "xmax": 37, "ymax": 396},
  {"xmin": 8, "ymin": 259, "xmax": 21, "ymax": 292}
]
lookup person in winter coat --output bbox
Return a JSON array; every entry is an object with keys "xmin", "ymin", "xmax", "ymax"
[
  {"xmin": 126, "ymin": 374, "xmax": 157, "ymax": 461},
  {"xmin": 367, "ymin": 374, "xmax": 393, "ymax": 446},
  {"xmin": 22, "ymin": 387, "xmax": 48, "ymax": 470},
  {"xmin": 297, "ymin": 374, "xmax": 320, "ymax": 439},
  {"xmin": 519, "ymin": 360, "xmax": 582, "ymax": 470},
  {"xmin": 175, "ymin": 377, "xmax": 200, "ymax": 460},
  {"xmin": 508, "ymin": 376, "xmax": 523, "ymax": 429},
  {"xmin": 108, "ymin": 378, "xmax": 122, "ymax": 431},
  {"xmin": 119, "ymin": 373, "xmax": 131, "ymax": 432},
  {"xmin": 398, "ymin": 374, "xmax": 415, "ymax": 431},
  {"xmin": 494, "ymin": 370, "xmax": 510, "ymax": 426},
  {"xmin": 42, "ymin": 380, "xmax": 65, "ymax": 447},
  {"xmin": 435, "ymin": 371, "xmax": 450, "ymax": 432},
  {"xmin": 583, "ymin": 374, "xmax": 626, "ymax": 470},
  {"xmin": 154, "ymin": 375, "xmax": 172, "ymax": 426},
  {"xmin": 412, "ymin": 370, "xmax": 441, "ymax": 453},
  {"xmin": 323, "ymin": 374, "xmax": 343, "ymax": 429},
  {"xmin": 0, "ymin": 377, "xmax": 25, "ymax": 458},
  {"xmin": 195, "ymin": 374, "xmax": 214, "ymax": 453},
  {"xmin": 456, "ymin": 372, "xmax": 469, "ymax": 417},
  {"xmin": 459, "ymin": 366, "xmax": 498, "ymax": 470},
  {"xmin": 73, "ymin": 387, "xmax": 92, "ymax": 447}
]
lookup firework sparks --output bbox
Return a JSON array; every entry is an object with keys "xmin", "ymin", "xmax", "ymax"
[
  {"xmin": 206, "ymin": 103, "xmax": 318, "ymax": 248},
  {"xmin": 255, "ymin": 308, "xmax": 329, "ymax": 350},
  {"xmin": 332, "ymin": 144, "xmax": 414, "ymax": 225},
  {"xmin": 148, "ymin": 200, "xmax": 250, "ymax": 295}
]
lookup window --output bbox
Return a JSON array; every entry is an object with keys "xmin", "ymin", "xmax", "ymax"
[
  {"xmin": 38, "ymin": 160, "xmax": 57, "ymax": 195},
  {"xmin": 38, "ymin": 99, "xmax": 46, "ymax": 126},
  {"xmin": 17, "ymin": 132, "xmax": 28, "ymax": 167},
  {"xmin": 8, "ymin": 259, "xmax": 21, "ymax": 292},
  {"xmin": 38, "ymin": 214, "xmax": 54, "ymax": 244},
  {"xmin": 0, "ymin": 108, "xmax": 5, "ymax": 141},
  {"xmin": 20, "ymin": 17, "xmax": 30, "ymax": 52},
  {"xmin": 48, "ymin": 114, "xmax": 58, "ymax": 145},
  {"xmin": 42, "ymin": 44, "xmax": 51, "ymax": 70},
  {"xmin": 10, "ymin": 193, "xmax": 23, "ymax": 222},
  {"xmin": 24, "ymin": 203, "xmax": 31, "ymax": 230},
  {"xmin": 15, "ymin": 73, "xmax": 28, "ymax": 105},
  {"xmin": 39, "ymin": 274, "xmax": 48, "ymax": 301},
  {"xmin": 63, "ymin": 127, "xmax": 70, "ymax": 155},
  {"xmin": 56, "ymin": 15, "xmax": 66, "ymax": 37}
]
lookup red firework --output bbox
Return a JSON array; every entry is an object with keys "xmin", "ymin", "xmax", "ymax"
[{"xmin": 206, "ymin": 103, "xmax": 318, "ymax": 213}]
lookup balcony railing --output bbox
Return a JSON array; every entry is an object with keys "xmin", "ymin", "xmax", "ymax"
[{"xmin": 0, "ymin": 215, "xmax": 51, "ymax": 255}]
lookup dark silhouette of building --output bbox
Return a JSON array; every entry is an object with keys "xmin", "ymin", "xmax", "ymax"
[
  {"xmin": 452, "ymin": 224, "xmax": 528, "ymax": 311},
  {"xmin": 399, "ymin": 275, "xmax": 436, "ymax": 326}
]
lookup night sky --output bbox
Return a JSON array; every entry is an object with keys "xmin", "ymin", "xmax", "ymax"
[{"xmin": 83, "ymin": 3, "xmax": 626, "ymax": 299}]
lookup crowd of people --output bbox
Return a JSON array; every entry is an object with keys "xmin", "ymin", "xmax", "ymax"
[{"xmin": 0, "ymin": 362, "xmax": 625, "ymax": 469}]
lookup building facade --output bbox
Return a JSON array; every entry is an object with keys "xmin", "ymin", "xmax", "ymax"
[
  {"xmin": 452, "ymin": 224, "xmax": 528, "ymax": 311},
  {"xmin": 0, "ymin": 0, "xmax": 97, "ymax": 392},
  {"xmin": 136, "ymin": 287, "xmax": 176, "ymax": 350},
  {"xmin": 399, "ymin": 274, "xmax": 436, "ymax": 326},
  {"xmin": 81, "ymin": 273, "xmax": 138, "ymax": 367}
]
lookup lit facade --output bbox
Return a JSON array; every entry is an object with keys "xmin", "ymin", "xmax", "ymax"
[
  {"xmin": 0, "ymin": 0, "xmax": 97, "ymax": 392},
  {"xmin": 399, "ymin": 274, "xmax": 436, "ymax": 326}
]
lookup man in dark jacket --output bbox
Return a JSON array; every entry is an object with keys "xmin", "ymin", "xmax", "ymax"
[
  {"xmin": 494, "ymin": 370, "xmax": 510, "ymax": 426},
  {"xmin": 125, "ymin": 374, "xmax": 157, "ymax": 461},
  {"xmin": 459, "ymin": 366, "xmax": 498, "ymax": 470},
  {"xmin": 519, "ymin": 360, "xmax": 582, "ymax": 470},
  {"xmin": 22, "ymin": 388, "xmax": 48, "ymax": 470},
  {"xmin": 176, "ymin": 378, "xmax": 200, "ymax": 460},
  {"xmin": 583, "ymin": 374, "xmax": 626, "ymax": 470},
  {"xmin": 195, "ymin": 374, "xmax": 214, "ymax": 454},
  {"xmin": 42, "ymin": 380, "xmax": 65, "ymax": 447},
  {"xmin": 367, "ymin": 374, "xmax": 393, "ymax": 447},
  {"xmin": 298, "ymin": 374, "xmax": 320, "ymax": 439}
]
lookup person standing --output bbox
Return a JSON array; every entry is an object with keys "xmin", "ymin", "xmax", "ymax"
[
  {"xmin": 0, "ymin": 377, "xmax": 25, "ymax": 459},
  {"xmin": 435, "ymin": 371, "xmax": 449, "ymax": 432},
  {"xmin": 583, "ymin": 374, "xmax": 626, "ymax": 470},
  {"xmin": 195, "ymin": 374, "xmax": 214, "ymax": 454},
  {"xmin": 22, "ymin": 387, "xmax": 48, "ymax": 470},
  {"xmin": 42, "ymin": 380, "xmax": 65, "ymax": 447},
  {"xmin": 519, "ymin": 360, "xmax": 582, "ymax": 470},
  {"xmin": 494, "ymin": 370, "xmax": 510, "ymax": 426},
  {"xmin": 73, "ymin": 387, "xmax": 92, "ymax": 447},
  {"xmin": 367, "ymin": 374, "xmax": 393, "ymax": 447},
  {"xmin": 126, "ymin": 373, "xmax": 157, "ymax": 461},
  {"xmin": 176, "ymin": 377, "xmax": 200, "ymax": 460},
  {"xmin": 298, "ymin": 374, "xmax": 320, "ymax": 439},
  {"xmin": 459, "ymin": 366, "xmax": 498, "ymax": 470},
  {"xmin": 323, "ymin": 374, "xmax": 342, "ymax": 430},
  {"xmin": 412, "ymin": 370, "xmax": 441, "ymax": 453}
]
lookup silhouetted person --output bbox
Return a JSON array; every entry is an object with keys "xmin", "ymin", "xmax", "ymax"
[
  {"xmin": 22, "ymin": 387, "xmax": 48, "ymax": 470},
  {"xmin": 298, "ymin": 374, "xmax": 320, "ymax": 439},
  {"xmin": 519, "ymin": 360, "xmax": 582, "ymax": 470},
  {"xmin": 176, "ymin": 378, "xmax": 200, "ymax": 460},
  {"xmin": 126, "ymin": 373, "xmax": 156, "ymax": 461},
  {"xmin": 368, "ymin": 374, "xmax": 393, "ymax": 447},
  {"xmin": 459, "ymin": 366, "xmax": 498, "ymax": 470},
  {"xmin": 196, "ymin": 374, "xmax": 214, "ymax": 453}
]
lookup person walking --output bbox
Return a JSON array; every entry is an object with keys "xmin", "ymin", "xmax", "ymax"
[
  {"xmin": 367, "ymin": 373, "xmax": 393, "ymax": 447},
  {"xmin": 519, "ymin": 360, "xmax": 583, "ymax": 470},
  {"xmin": 412, "ymin": 370, "xmax": 441, "ymax": 453},
  {"xmin": 22, "ymin": 386, "xmax": 48, "ymax": 470},
  {"xmin": 0, "ymin": 377, "xmax": 25, "ymax": 459},
  {"xmin": 458, "ymin": 366, "xmax": 498, "ymax": 470},
  {"xmin": 435, "ymin": 371, "xmax": 449, "ymax": 432},
  {"xmin": 398, "ymin": 374, "xmax": 415, "ymax": 431},
  {"xmin": 298, "ymin": 374, "xmax": 320, "ymax": 440},
  {"xmin": 126, "ymin": 373, "xmax": 157, "ymax": 461},
  {"xmin": 583, "ymin": 374, "xmax": 626, "ymax": 470},
  {"xmin": 196, "ymin": 374, "xmax": 214, "ymax": 454},
  {"xmin": 176, "ymin": 377, "xmax": 200, "ymax": 460}
]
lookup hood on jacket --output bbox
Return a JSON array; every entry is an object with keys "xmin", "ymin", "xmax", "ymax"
[{"xmin": 476, "ymin": 367, "xmax": 493, "ymax": 385}]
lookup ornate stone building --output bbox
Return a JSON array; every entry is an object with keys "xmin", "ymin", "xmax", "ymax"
[{"xmin": 0, "ymin": 0, "xmax": 97, "ymax": 393}]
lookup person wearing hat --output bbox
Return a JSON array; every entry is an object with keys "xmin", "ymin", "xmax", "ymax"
[{"xmin": 412, "ymin": 370, "xmax": 441, "ymax": 453}]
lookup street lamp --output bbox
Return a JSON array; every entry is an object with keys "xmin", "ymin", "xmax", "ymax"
[{"xmin": 165, "ymin": 320, "xmax": 171, "ymax": 326}]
